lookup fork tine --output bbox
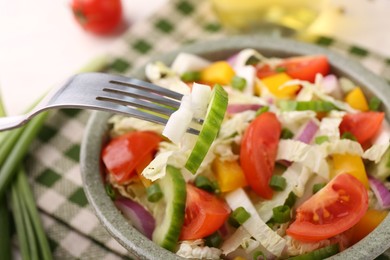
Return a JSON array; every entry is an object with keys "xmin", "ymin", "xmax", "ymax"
[
  {"xmin": 109, "ymin": 75, "xmax": 183, "ymax": 99},
  {"xmin": 103, "ymin": 100, "xmax": 200, "ymax": 135},
  {"xmin": 105, "ymin": 81, "xmax": 182, "ymax": 109},
  {"xmin": 97, "ymin": 91, "xmax": 176, "ymax": 117}
]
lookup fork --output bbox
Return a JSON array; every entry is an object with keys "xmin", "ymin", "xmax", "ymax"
[{"xmin": 0, "ymin": 72, "xmax": 200, "ymax": 134}]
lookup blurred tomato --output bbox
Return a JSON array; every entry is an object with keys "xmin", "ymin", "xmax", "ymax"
[{"xmin": 71, "ymin": 0, "xmax": 123, "ymax": 35}]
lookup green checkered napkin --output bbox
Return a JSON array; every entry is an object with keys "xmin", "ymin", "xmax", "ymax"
[{"xmin": 23, "ymin": 0, "xmax": 390, "ymax": 259}]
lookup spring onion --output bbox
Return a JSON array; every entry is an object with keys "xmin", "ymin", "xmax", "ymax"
[
  {"xmin": 231, "ymin": 76, "xmax": 247, "ymax": 91},
  {"xmin": 369, "ymin": 96, "xmax": 381, "ymax": 111},
  {"xmin": 280, "ymin": 128, "xmax": 294, "ymax": 139},
  {"xmin": 269, "ymin": 175, "xmax": 287, "ymax": 191},
  {"xmin": 278, "ymin": 100, "xmax": 337, "ymax": 112},
  {"xmin": 105, "ymin": 183, "xmax": 116, "ymax": 200},
  {"xmin": 341, "ymin": 131, "xmax": 357, "ymax": 141},
  {"xmin": 312, "ymin": 183, "xmax": 326, "ymax": 194},
  {"xmin": 231, "ymin": 206, "xmax": 251, "ymax": 225},
  {"xmin": 0, "ymin": 197, "xmax": 11, "ymax": 260},
  {"xmin": 253, "ymin": 250, "xmax": 266, "ymax": 260},
  {"xmin": 181, "ymin": 71, "xmax": 201, "ymax": 82},
  {"xmin": 315, "ymin": 135, "xmax": 329, "ymax": 145},
  {"xmin": 146, "ymin": 183, "xmax": 164, "ymax": 202},
  {"xmin": 11, "ymin": 167, "xmax": 53, "ymax": 260},
  {"xmin": 255, "ymin": 106, "xmax": 269, "ymax": 116},
  {"xmin": 272, "ymin": 205, "xmax": 291, "ymax": 223},
  {"xmin": 205, "ymin": 232, "xmax": 223, "ymax": 248},
  {"xmin": 284, "ymin": 191, "xmax": 297, "ymax": 208},
  {"xmin": 289, "ymin": 243, "xmax": 339, "ymax": 259},
  {"xmin": 194, "ymin": 175, "xmax": 215, "ymax": 193}
]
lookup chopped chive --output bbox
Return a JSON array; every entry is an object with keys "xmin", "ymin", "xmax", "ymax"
[
  {"xmin": 105, "ymin": 183, "xmax": 116, "ymax": 200},
  {"xmin": 11, "ymin": 181, "xmax": 30, "ymax": 260},
  {"xmin": 289, "ymin": 243, "xmax": 339, "ymax": 259},
  {"xmin": 253, "ymin": 250, "xmax": 267, "ymax": 260},
  {"xmin": 313, "ymin": 183, "xmax": 327, "ymax": 194},
  {"xmin": 341, "ymin": 131, "xmax": 357, "ymax": 141},
  {"xmin": 269, "ymin": 175, "xmax": 287, "ymax": 191},
  {"xmin": 255, "ymin": 106, "xmax": 269, "ymax": 116},
  {"xmin": 272, "ymin": 205, "xmax": 291, "ymax": 223},
  {"xmin": 284, "ymin": 192, "xmax": 297, "ymax": 208},
  {"xmin": 180, "ymin": 71, "xmax": 201, "ymax": 82},
  {"xmin": 280, "ymin": 128, "xmax": 294, "ymax": 139},
  {"xmin": 0, "ymin": 197, "xmax": 12, "ymax": 260},
  {"xmin": 275, "ymin": 67, "xmax": 286, "ymax": 73},
  {"xmin": 245, "ymin": 56, "xmax": 260, "ymax": 65},
  {"xmin": 278, "ymin": 100, "xmax": 337, "ymax": 112},
  {"xmin": 231, "ymin": 206, "xmax": 251, "ymax": 225},
  {"xmin": 205, "ymin": 231, "xmax": 223, "ymax": 248},
  {"xmin": 17, "ymin": 167, "xmax": 52, "ymax": 260},
  {"xmin": 194, "ymin": 175, "xmax": 215, "ymax": 193},
  {"xmin": 315, "ymin": 135, "xmax": 329, "ymax": 144},
  {"xmin": 231, "ymin": 76, "xmax": 247, "ymax": 91},
  {"xmin": 369, "ymin": 96, "xmax": 381, "ymax": 111},
  {"xmin": 146, "ymin": 183, "xmax": 163, "ymax": 202}
]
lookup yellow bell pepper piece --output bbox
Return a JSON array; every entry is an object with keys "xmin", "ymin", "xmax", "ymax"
[
  {"xmin": 344, "ymin": 87, "xmax": 369, "ymax": 111},
  {"xmin": 351, "ymin": 209, "xmax": 388, "ymax": 245},
  {"xmin": 260, "ymin": 73, "xmax": 300, "ymax": 98},
  {"xmin": 136, "ymin": 153, "xmax": 152, "ymax": 187},
  {"xmin": 200, "ymin": 61, "xmax": 235, "ymax": 86},
  {"xmin": 331, "ymin": 154, "xmax": 369, "ymax": 189},
  {"xmin": 212, "ymin": 157, "xmax": 247, "ymax": 193}
]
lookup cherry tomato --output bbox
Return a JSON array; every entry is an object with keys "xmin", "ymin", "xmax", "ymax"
[
  {"xmin": 71, "ymin": 0, "xmax": 122, "ymax": 35},
  {"xmin": 256, "ymin": 55, "xmax": 330, "ymax": 83},
  {"xmin": 339, "ymin": 112, "xmax": 384, "ymax": 146},
  {"xmin": 102, "ymin": 131, "xmax": 161, "ymax": 183},
  {"xmin": 286, "ymin": 173, "xmax": 368, "ymax": 242},
  {"xmin": 180, "ymin": 184, "xmax": 230, "ymax": 240},
  {"xmin": 240, "ymin": 112, "xmax": 281, "ymax": 199}
]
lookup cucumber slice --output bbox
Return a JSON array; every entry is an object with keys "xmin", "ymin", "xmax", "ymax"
[
  {"xmin": 185, "ymin": 84, "xmax": 228, "ymax": 174},
  {"xmin": 369, "ymin": 146, "xmax": 390, "ymax": 181},
  {"xmin": 152, "ymin": 165, "xmax": 186, "ymax": 251}
]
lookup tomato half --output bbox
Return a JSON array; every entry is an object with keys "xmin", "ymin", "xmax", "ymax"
[
  {"xmin": 339, "ymin": 112, "xmax": 384, "ymax": 145},
  {"xmin": 102, "ymin": 131, "xmax": 161, "ymax": 184},
  {"xmin": 256, "ymin": 55, "xmax": 329, "ymax": 83},
  {"xmin": 286, "ymin": 173, "xmax": 368, "ymax": 242},
  {"xmin": 71, "ymin": 0, "xmax": 123, "ymax": 35},
  {"xmin": 180, "ymin": 184, "xmax": 231, "ymax": 240},
  {"xmin": 240, "ymin": 112, "xmax": 281, "ymax": 199}
]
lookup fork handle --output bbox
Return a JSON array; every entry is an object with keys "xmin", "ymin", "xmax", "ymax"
[{"xmin": 0, "ymin": 115, "xmax": 30, "ymax": 131}]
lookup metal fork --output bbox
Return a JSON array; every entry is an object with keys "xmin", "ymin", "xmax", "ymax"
[{"xmin": 0, "ymin": 72, "xmax": 200, "ymax": 134}]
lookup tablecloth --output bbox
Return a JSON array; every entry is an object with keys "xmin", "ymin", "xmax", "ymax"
[{"xmin": 22, "ymin": 0, "xmax": 390, "ymax": 259}]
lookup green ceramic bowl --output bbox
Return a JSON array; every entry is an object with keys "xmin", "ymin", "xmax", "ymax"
[{"xmin": 80, "ymin": 35, "xmax": 390, "ymax": 259}]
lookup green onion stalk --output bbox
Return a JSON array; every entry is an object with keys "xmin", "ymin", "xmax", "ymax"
[{"xmin": 0, "ymin": 91, "xmax": 12, "ymax": 260}]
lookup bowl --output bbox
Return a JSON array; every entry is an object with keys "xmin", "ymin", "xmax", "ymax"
[{"xmin": 80, "ymin": 35, "xmax": 390, "ymax": 259}]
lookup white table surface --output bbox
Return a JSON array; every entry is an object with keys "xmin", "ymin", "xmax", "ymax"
[{"xmin": 1, "ymin": 0, "xmax": 389, "ymax": 116}]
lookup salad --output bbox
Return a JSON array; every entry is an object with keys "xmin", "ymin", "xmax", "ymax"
[{"xmin": 101, "ymin": 49, "xmax": 390, "ymax": 259}]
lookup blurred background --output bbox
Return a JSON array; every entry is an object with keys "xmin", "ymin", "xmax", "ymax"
[{"xmin": 0, "ymin": 0, "xmax": 389, "ymax": 116}]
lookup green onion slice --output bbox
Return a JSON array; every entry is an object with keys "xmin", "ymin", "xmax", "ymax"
[
  {"xmin": 278, "ymin": 100, "xmax": 337, "ymax": 112},
  {"xmin": 194, "ymin": 175, "xmax": 215, "ymax": 193},
  {"xmin": 272, "ymin": 205, "xmax": 291, "ymax": 223},
  {"xmin": 231, "ymin": 206, "xmax": 251, "ymax": 225},
  {"xmin": 269, "ymin": 175, "xmax": 287, "ymax": 191}
]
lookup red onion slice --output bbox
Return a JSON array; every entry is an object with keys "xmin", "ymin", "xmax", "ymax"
[
  {"xmin": 227, "ymin": 104, "xmax": 263, "ymax": 114},
  {"xmin": 114, "ymin": 197, "xmax": 156, "ymax": 239},
  {"xmin": 368, "ymin": 176, "xmax": 390, "ymax": 209},
  {"xmin": 295, "ymin": 119, "xmax": 319, "ymax": 144}
]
